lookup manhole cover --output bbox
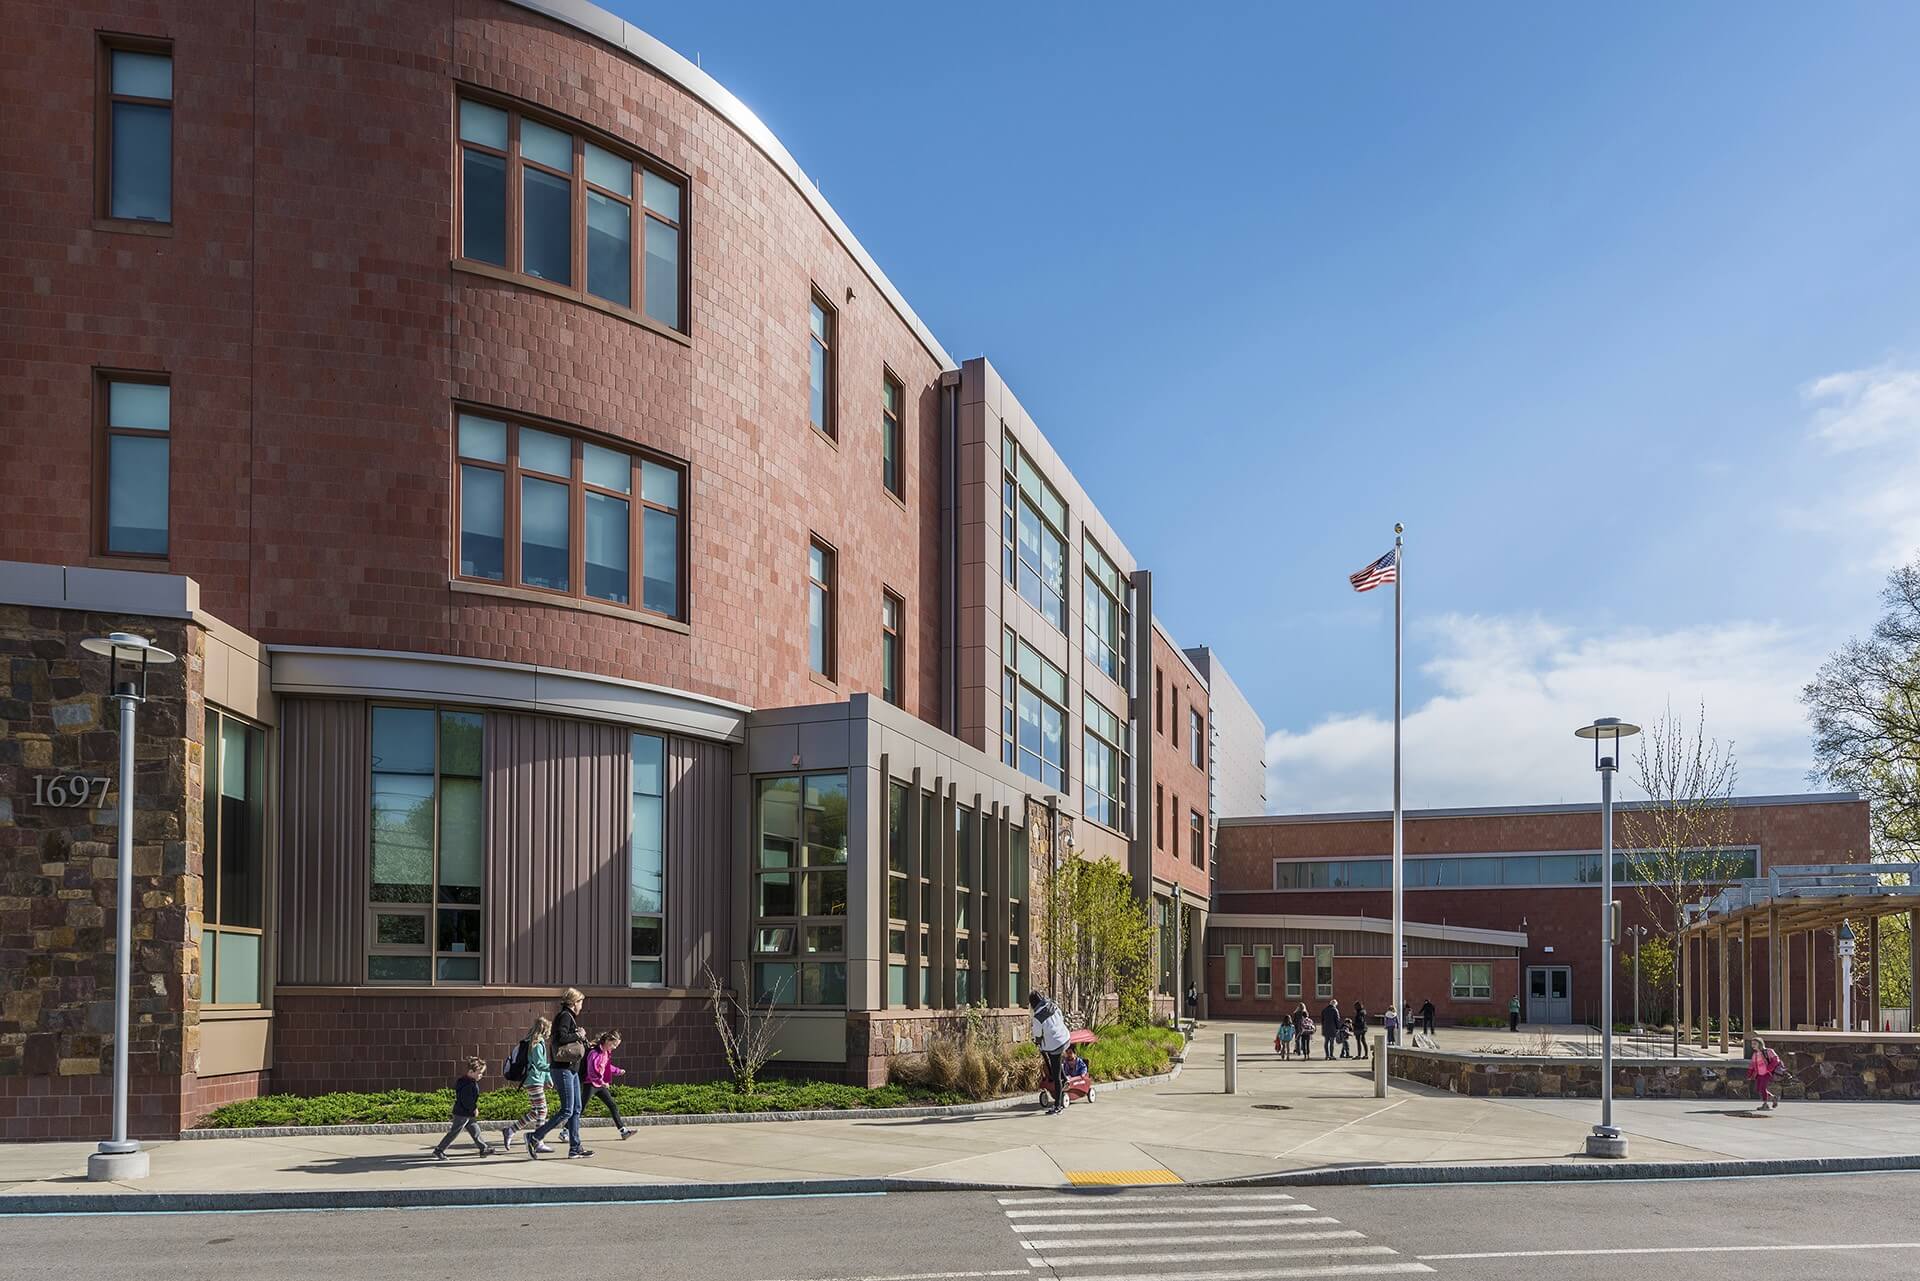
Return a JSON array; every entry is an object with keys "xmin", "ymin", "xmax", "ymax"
[{"xmin": 1253, "ymin": 1104, "xmax": 1292, "ymax": 1111}]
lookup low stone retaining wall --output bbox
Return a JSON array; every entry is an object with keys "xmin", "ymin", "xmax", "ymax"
[{"xmin": 1388, "ymin": 1032, "xmax": 1920, "ymax": 1101}]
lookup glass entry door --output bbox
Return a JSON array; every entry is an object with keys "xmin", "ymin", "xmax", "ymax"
[{"xmin": 1527, "ymin": 965, "xmax": 1571, "ymax": 1024}]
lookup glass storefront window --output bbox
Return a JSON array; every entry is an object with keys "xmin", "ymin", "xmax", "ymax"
[{"xmin": 754, "ymin": 772, "xmax": 848, "ymax": 1007}]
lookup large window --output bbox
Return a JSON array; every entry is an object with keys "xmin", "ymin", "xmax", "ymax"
[
  {"xmin": 1082, "ymin": 695, "xmax": 1127, "ymax": 830},
  {"xmin": 631, "ymin": 733, "xmax": 665, "ymax": 984},
  {"xmin": 368, "ymin": 707, "xmax": 484, "ymax": 984},
  {"xmin": 1270, "ymin": 848, "xmax": 1763, "ymax": 891},
  {"xmin": 809, "ymin": 293, "xmax": 836, "ymax": 437},
  {"xmin": 754, "ymin": 773, "xmax": 849, "ymax": 1007},
  {"xmin": 1002, "ymin": 434, "xmax": 1067, "ymax": 631},
  {"xmin": 99, "ymin": 40, "xmax": 172, "ymax": 223},
  {"xmin": 882, "ymin": 372, "xmax": 903, "ymax": 497},
  {"xmin": 1083, "ymin": 535, "xmax": 1128, "ymax": 683},
  {"xmin": 1315, "ymin": 944, "xmax": 1334, "ymax": 999},
  {"xmin": 809, "ymin": 539, "xmax": 837, "ymax": 679},
  {"xmin": 98, "ymin": 374, "xmax": 169, "ymax": 557},
  {"xmin": 1224, "ymin": 944, "xmax": 1243, "ymax": 999},
  {"xmin": 1284, "ymin": 943, "xmax": 1302, "ymax": 998},
  {"xmin": 203, "ymin": 710, "xmax": 266, "ymax": 1007},
  {"xmin": 456, "ymin": 96, "xmax": 686, "ymax": 331},
  {"xmin": 1190, "ymin": 810, "xmax": 1205, "ymax": 869},
  {"xmin": 881, "ymin": 589, "xmax": 903, "ymax": 706},
  {"xmin": 455, "ymin": 410, "xmax": 683, "ymax": 618},
  {"xmin": 1003, "ymin": 630, "xmax": 1066, "ymax": 788},
  {"xmin": 1255, "ymin": 945, "xmax": 1273, "ymax": 999},
  {"xmin": 1451, "ymin": 962, "xmax": 1492, "ymax": 1001}
]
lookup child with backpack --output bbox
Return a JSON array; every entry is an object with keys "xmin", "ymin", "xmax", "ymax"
[
  {"xmin": 1275, "ymin": 1019, "xmax": 1296, "ymax": 1059},
  {"xmin": 582, "ymin": 1031, "xmax": 635, "ymax": 1139},
  {"xmin": 1750, "ymin": 1036, "xmax": 1784, "ymax": 1110},
  {"xmin": 498, "ymin": 1016, "xmax": 554, "ymax": 1154}
]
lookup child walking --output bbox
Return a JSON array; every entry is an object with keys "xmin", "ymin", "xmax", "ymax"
[
  {"xmin": 583, "ymin": 1031, "xmax": 635, "ymax": 1139},
  {"xmin": 499, "ymin": 1017, "xmax": 554, "ymax": 1154},
  {"xmin": 431, "ymin": 1056, "xmax": 493, "ymax": 1160}
]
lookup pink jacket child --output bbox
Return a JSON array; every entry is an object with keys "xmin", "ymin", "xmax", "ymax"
[
  {"xmin": 583, "ymin": 1044, "xmax": 625, "ymax": 1089},
  {"xmin": 1749, "ymin": 1039, "xmax": 1783, "ymax": 1110}
]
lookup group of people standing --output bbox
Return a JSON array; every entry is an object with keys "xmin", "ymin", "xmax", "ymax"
[
  {"xmin": 1275, "ymin": 998, "xmax": 1439, "ymax": 1059},
  {"xmin": 431, "ymin": 986, "xmax": 637, "ymax": 1161}
]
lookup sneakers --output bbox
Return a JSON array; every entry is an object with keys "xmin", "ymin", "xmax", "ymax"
[
  {"xmin": 618, "ymin": 1128, "xmax": 635, "ymax": 1140},
  {"xmin": 536, "ymin": 1141, "xmax": 554, "ymax": 1153},
  {"xmin": 524, "ymin": 1134, "xmax": 541, "ymax": 1159},
  {"xmin": 498, "ymin": 1125, "xmax": 516, "ymax": 1149},
  {"xmin": 431, "ymin": 1148, "xmax": 448, "ymax": 1161},
  {"xmin": 567, "ymin": 1148, "xmax": 595, "ymax": 1159}
]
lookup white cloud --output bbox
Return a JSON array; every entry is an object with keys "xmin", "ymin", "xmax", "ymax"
[
  {"xmin": 1263, "ymin": 613, "xmax": 1826, "ymax": 815},
  {"xmin": 1797, "ymin": 361, "xmax": 1920, "ymax": 562}
]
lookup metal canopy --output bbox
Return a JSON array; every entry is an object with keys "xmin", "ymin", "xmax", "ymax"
[{"xmin": 1680, "ymin": 864, "xmax": 1920, "ymax": 941}]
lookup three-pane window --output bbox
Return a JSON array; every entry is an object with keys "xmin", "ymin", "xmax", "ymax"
[
  {"xmin": 881, "ymin": 589, "xmax": 903, "ymax": 706},
  {"xmin": 754, "ymin": 773, "xmax": 849, "ymax": 1006},
  {"xmin": 1284, "ymin": 944, "xmax": 1303, "ymax": 998},
  {"xmin": 881, "ymin": 373, "xmax": 903, "ymax": 495},
  {"xmin": 455, "ymin": 410, "xmax": 683, "ymax": 619},
  {"xmin": 809, "ymin": 294, "xmax": 836, "ymax": 436},
  {"xmin": 1190, "ymin": 810, "xmax": 1205, "ymax": 868},
  {"xmin": 368, "ymin": 707, "xmax": 484, "ymax": 984},
  {"xmin": 1224, "ymin": 944, "xmax": 1243, "ymax": 999},
  {"xmin": 1083, "ymin": 535, "xmax": 1127, "ymax": 683},
  {"xmin": 101, "ymin": 42, "xmax": 172, "ymax": 222},
  {"xmin": 1003, "ymin": 630, "xmax": 1067, "ymax": 789},
  {"xmin": 457, "ymin": 97, "xmax": 685, "ymax": 331},
  {"xmin": 1082, "ymin": 695, "xmax": 1127, "ymax": 830},
  {"xmin": 1002, "ymin": 434, "xmax": 1067, "ymax": 631},
  {"xmin": 1190, "ymin": 709, "xmax": 1205, "ymax": 767},
  {"xmin": 99, "ymin": 374, "xmax": 170, "ymax": 556},
  {"xmin": 1315, "ymin": 944, "xmax": 1335, "ymax": 998},
  {"xmin": 1255, "ymin": 945, "xmax": 1273, "ymax": 998},
  {"xmin": 808, "ymin": 539, "xmax": 836, "ymax": 679}
]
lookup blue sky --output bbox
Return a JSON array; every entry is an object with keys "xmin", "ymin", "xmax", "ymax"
[{"xmin": 614, "ymin": 2, "xmax": 1920, "ymax": 812}]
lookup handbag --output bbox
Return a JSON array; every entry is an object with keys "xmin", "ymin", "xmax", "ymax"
[{"xmin": 552, "ymin": 1037, "xmax": 586, "ymax": 1068}]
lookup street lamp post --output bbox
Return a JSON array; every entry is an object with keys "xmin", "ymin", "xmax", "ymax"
[
  {"xmin": 1575, "ymin": 716, "xmax": 1639, "ymax": 1160},
  {"xmin": 1627, "ymin": 925, "xmax": 1648, "ymax": 1036},
  {"xmin": 82, "ymin": 632, "xmax": 176, "ymax": 1183}
]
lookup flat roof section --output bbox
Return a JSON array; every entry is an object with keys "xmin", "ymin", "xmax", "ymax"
[
  {"xmin": 1220, "ymin": 792, "xmax": 1863, "ymax": 826},
  {"xmin": 1207, "ymin": 913, "xmax": 1528, "ymax": 950}
]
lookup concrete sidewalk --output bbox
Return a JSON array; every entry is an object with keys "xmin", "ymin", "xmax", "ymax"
[{"xmin": 4, "ymin": 1021, "xmax": 1916, "ymax": 1208}]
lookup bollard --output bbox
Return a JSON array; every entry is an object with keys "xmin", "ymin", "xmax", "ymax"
[
  {"xmin": 1373, "ymin": 1030, "xmax": 1388, "ymax": 1098},
  {"xmin": 1224, "ymin": 1031, "xmax": 1238, "ymax": 1094}
]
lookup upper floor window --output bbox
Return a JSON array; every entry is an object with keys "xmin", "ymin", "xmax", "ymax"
[
  {"xmin": 1083, "ymin": 695, "xmax": 1127, "ymax": 831},
  {"xmin": 1171, "ymin": 793, "xmax": 1181, "ymax": 859},
  {"xmin": 1155, "ymin": 783, "xmax": 1164, "ymax": 849},
  {"xmin": 98, "ymin": 373, "xmax": 169, "ymax": 557},
  {"xmin": 1083, "ymin": 535, "xmax": 1128, "ymax": 684},
  {"xmin": 881, "ymin": 589, "xmax": 903, "ymax": 705},
  {"xmin": 100, "ymin": 40, "xmax": 172, "ymax": 223},
  {"xmin": 809, "ymin": 293, "xmax": 836, "ymax": 437},
  {"xmin": 1154, "ymin": 668, "xmax": 1164, "ymax": 732},
  {"xmin": 809, "ymin": 538, "xmax": 837, "ymax": 679},
  {"xmin": 1189, "ymin": 710, "xmax": 1205, "ymax": 767},
  {"xmin": 455, "ymin": 409, "xmax": 683, "ymax": 619},
  {"xmin": 1001, "ymin": 434, "xmax": 1067, "ymax": 632},
  {"xmin": 1171, "ymin": 688, "xmax": 1180, "ymax": 746},
  {"xmin": 1190, "ymin": 809, "xmax": 1205, "ymax": 868},
  {"xmin": 1003, "ymin": 629, "xmax": 1066, "ymax": 788},
  {"xmin": 456, "ymin": 96, "xmax": 686, "ymax": 332},
  {"xmin": 881, "ymin": 372, "xmax": 903, "ymax": 496}
]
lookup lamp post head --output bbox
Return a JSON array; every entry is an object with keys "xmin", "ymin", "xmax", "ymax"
[
  {"xmin": 82, "ymin": 632, "xmax": 177, "ymax": 701},
  {"xmin": 1574, "ymin": 717, "xmax": 1641, "ymax": 772}
]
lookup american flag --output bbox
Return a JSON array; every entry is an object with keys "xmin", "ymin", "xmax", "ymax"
[{"xmin": 1349, "ymin": 549, "xmax": 1399, "ymax": 593}]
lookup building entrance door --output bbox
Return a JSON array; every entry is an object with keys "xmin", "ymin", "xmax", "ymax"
[{"xmin": 1527, "ymin": 966, "xmax": 1571, "ymax": 1024}]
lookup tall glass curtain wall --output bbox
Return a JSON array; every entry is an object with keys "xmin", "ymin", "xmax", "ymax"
[
  {"xmin": 203, "ymin": 710, "xmax": 266, "ymax": 1006},
  {"xmin": 754, "ymin": 773, "xmax": 850, "ymax": 1007}
]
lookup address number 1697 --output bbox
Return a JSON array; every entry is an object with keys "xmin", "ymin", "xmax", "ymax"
[{"xmin": 32, "ymin": 775, "xmax": 112, "ymax": 807}]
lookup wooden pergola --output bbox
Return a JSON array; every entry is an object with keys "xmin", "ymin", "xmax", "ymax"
[{"xmin": 1678, "ymin": 863, "xmax": 1920, "ymax": 1055}]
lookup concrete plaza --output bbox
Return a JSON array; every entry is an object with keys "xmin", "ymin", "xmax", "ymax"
[{"xmin": 3, "ymin": 1021, "xmax": 1916, "ymax": 1204}]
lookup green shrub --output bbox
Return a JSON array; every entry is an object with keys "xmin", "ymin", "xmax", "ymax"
[
  {"xmin": 1082, "ymin": 1024, "xmax": 1184, "ymax": 1081},
  {"xmin": 200, "ymin": 1078, "xmax": 966, "ymax": 1130}
]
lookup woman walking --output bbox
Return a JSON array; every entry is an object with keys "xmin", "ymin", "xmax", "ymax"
[
  {"xmin": 1750, "ymin": 1036, "xmax": 1784, "ymax": 1110},
  {"xmin": 526, "ymin": 988, "xmax": 593, "ymax": 1158},
  {"xmin": 1353, "ymin": 1003, "xmax": 1370, "ymax": 1059}
]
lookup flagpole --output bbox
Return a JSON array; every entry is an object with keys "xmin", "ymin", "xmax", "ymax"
[{"xmin": 1392, "ymin": 523, "xmax": 1404, "ymax": 1058}]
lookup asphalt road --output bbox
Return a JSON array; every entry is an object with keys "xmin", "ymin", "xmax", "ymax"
[{"xmin": 7, "ymin": 1173, "xmax": 1920, "ymax": 1281}]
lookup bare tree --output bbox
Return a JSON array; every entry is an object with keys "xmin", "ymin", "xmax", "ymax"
[
  {"xmin": 1621, "ymin": 703, "xmax": 1741, "ymax": 1054},
  {"xmin": 705, "ymin": 963, "xmax": 787, "ymax": 1095}
]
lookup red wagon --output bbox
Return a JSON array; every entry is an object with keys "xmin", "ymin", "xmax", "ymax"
[{"xmin": 1038, "ymin": 1028, "xmax": 1099, "ymax": 1106}]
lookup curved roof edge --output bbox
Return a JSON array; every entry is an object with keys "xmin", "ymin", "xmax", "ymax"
[{"xmin": 508, "ymin": 0, "xmax": 956, "ymax": 372}]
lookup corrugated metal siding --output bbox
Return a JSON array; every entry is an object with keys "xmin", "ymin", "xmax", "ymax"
[
  {"xmin": 486, "ymin": 712, "xmax": 629, "ymax": 988},
  {"xmin": 664, "ymin": 735, "xmax": 731, "ymax": 988},
  {"xmin": 277, "ymin": 698, "xmax": 368, "ymax": 985}
]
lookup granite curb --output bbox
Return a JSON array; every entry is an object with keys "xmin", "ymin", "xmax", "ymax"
[{"xmin": 1204, "ymin": 1151, "xmax": 1920, "ymax": 1187}]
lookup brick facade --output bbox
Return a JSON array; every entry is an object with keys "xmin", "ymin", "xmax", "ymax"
[
  {"xmin": 1149, "ymin": 626, "xmax": 1211, "ymax": 902},
  {"xmin": 1213, "ymin": 796, "xmax": 1871, "ymax": 1029}
]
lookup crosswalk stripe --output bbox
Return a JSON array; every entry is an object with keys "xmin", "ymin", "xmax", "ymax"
[
  {"xmin": 1006, "ymin": 1215, "xmax": 1322, "ymax": 1233},
  {"xmin": 1033, "ymin": 1266, "xmax": 1431, "ymax": 1281},
  {"xmin": 1017, "ymin": 1231, "xmax": 1361, "ymax": 1251},
  {"xmin": 998, "ymin": 1194, "xmax": 1298, "ymax": 1206},
  {"xmin": 1028, "ymin": 1245, "xmax": 1400, "ymax": 1267},
  {"xmin": 1007, "ymin": 1206, "xmax": 1316, "ymax": 1219}
]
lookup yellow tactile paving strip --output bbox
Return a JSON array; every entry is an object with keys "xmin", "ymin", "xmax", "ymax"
[{"xmin": 1063, "ymin": 1167, "xmax": 1183, "ymax": 1186}]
